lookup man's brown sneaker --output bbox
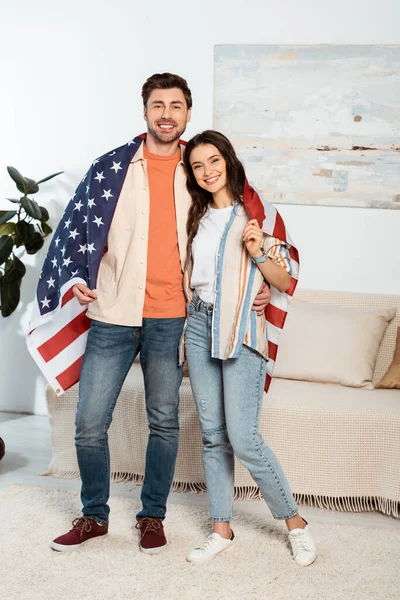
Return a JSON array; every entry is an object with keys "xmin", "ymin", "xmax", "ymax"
[
  {"xmin": 136, "ymin": 517, "xmax": 167, "ymax": 554},
  {"xmin": 50, "ymin": 517, "xmax": 108, "ymax": 552}
]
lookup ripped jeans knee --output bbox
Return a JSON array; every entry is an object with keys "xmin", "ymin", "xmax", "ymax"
[{"xmin": 202, "ymin": 423, "xmax": 231, "ymax": 451}]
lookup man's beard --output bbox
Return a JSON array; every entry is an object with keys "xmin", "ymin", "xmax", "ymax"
[{"xmin": 147, "ymin": 121, "xmax": 186, "ymax": 144}]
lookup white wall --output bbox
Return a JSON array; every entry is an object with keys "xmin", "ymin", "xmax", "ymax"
[{"xmin": 1, "ymin": 0, "xmax": 399, "ymax": 415}]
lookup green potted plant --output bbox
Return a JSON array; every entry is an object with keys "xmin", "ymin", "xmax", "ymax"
[{"xmin": 0, "ymin": 167, "xmax": 63, "ymax": 317}]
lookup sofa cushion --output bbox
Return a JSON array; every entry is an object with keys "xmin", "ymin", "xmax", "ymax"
[
  {"xmin": 376, "ymin": 327, "xmax": 400, "ymax": 389},
  {"xmin": 268, "ymin": 377, "xmax": 400, "ymax": 411},
  {"xmin": 273, "ymin": 300, "xmax": 396, "ymax": 389},
  {"xmin": 293, "ymin": 289, "xmax": 400, "ymax": 386}
]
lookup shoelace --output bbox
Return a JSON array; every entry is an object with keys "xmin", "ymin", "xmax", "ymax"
[
  {"xmin": 195, "ymin": 534, "xmax": 219, "ymax": 554},
  {"xmin": 290, "ymin": 531, "xmax": 311, "ymax": 556},
  {"xmin": 135, "ymin": 518, "xmax": 161, "ymax": 539},
  {"xmin": 72, "ymin": 517, "xmax": 93, "ymax": 537}
]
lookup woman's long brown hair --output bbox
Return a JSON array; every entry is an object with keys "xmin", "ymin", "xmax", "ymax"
[{"xmin": 184, "ymin": 130, "xmax": 246, "ymax": 266}]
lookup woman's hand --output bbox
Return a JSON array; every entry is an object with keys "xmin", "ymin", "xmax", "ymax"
[
  {"xmin": 243, "ymin": 219, "xmax": 263, "ymax": 258},
  {"xmin": 72, "ymin": 283, "xmax": 97, "ymax": 306}
]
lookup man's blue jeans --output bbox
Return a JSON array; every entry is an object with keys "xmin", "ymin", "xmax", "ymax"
[{"xmin": 75, "ymin": 317, "xmax": 185, "ymax": 524}]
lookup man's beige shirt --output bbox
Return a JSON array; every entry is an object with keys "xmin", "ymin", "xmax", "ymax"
[{"xmin": 87, "ymin": 141, "xmax": 190, "ymax": 326}]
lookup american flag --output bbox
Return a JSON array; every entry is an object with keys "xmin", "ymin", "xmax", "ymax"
[
  {"xmin": 27, "ymin": 135, "xmax": 297, "ymax": 397},
  {"xmin": 26, "ymin": 134, "xmax": 146, "ymax": 396},
  {"xmin": 243, "ymin": 180, "xmax": 300, "ymax": 392}
]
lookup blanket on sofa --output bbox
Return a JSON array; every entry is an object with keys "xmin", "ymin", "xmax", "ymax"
[{"xmin": 45, "ymin": 289, "xmax": 400, "ymax": 518}]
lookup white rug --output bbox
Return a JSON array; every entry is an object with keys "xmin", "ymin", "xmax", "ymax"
[{"xmin": 1, "ymin": 485, "xmax": 399, "ymax": 600}]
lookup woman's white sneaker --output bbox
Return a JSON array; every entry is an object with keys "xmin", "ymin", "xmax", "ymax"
[
  {"xmin": 288, "ymin": 524, "xmax": 318, "ymax": 567},
  {"xmin": 186, "ymin": 531, "xmax": 234, "ymax": 564}
]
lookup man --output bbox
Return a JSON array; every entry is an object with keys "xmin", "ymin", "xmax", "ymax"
[{"xmin": 36, "ymin": 73, "xmax": 269, "ymax": 554}]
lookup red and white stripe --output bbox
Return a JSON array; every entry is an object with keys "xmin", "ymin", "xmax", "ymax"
[
  {"xmin": 264, "ymin": 248, "xmax": 299, "ymax": 391},
  {"xmin": 26, "ymin": 278, "xmax": 90, "ymax": 395},
  {"xmin": 243, "ymin": 180, "xmax": 300, "ymax": 392}
]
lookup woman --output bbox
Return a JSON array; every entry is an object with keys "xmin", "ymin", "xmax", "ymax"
[{"xmin": 183, "ymin": 130, "xmax": 317, "ymax": 567}]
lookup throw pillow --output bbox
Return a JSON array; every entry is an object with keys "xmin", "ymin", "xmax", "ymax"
[
  {"xmin": 375, "ymin": 327, "xmax": 400, "ymax": 389},
  {"xmin": 273, "ymin": 300, "xmax": 396, "ymax": 389}
]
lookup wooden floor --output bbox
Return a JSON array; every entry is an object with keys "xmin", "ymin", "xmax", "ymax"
[{"xmin": 1, "ymin": 412, "xmax": 399, "ymax": 530}]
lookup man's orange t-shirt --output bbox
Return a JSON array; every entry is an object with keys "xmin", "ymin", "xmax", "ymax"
[{"xmin": 142, "ymin": 147, "xmax": 186, "ymax": 318}]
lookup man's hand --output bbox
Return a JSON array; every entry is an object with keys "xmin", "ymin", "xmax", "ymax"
[
  {"xmin": 72, "ymin": 283, "xmax": 97, "ymax": 306},
  {"xmin": 251, "ymin": 281, "xmax": 271, "ymax": 316}
]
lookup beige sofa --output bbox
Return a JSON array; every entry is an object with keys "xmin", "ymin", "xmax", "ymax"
[{"xmin": 46, "ymin": 289, "xmax": 400, "ymax": 518}]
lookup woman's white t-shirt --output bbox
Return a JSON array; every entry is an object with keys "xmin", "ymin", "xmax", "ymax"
[{"xmin": 191, "ymin": 205, "xmax": 234, "ymax": 304}]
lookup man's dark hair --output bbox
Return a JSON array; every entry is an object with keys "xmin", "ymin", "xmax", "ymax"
[{"xmin": 142, "ymin": 73, "xmax": 192, "ymax": 109}]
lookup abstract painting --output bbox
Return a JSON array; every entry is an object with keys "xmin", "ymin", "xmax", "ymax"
[{"xmin": 214, "ymin": 45, "xmax": 400, "ymax": 209}]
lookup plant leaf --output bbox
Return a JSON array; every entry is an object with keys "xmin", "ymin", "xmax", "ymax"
[
  {"xmin": 21, "ymin": 197, "xmax": 42, "ymax": 220},
  {"xmin": 15, "ymin": 221, "xmax": 36, "ymax": 244},
  {"xmin": 7, "ymin": 166, "xmax": 26, "ymax": 191},
  {"xmin": 14, "ymin": 233, "xmax": 22, "ymax": 248},
  {"xmin": 0, "ymin": 210, "xmax": 17, "ymax": 225},
  {"xmin": 6, "ymin": 198, "xmax": 21, "ymax": 204},
  {"xmin": 36, "ymin": 171, "xmax": 64, "ymax": 185},
  {"xmin": 7, "ymin": 167, "xmax": 40, "ymax": 195},
  {"xmin": 25, "ymin": 233, "xmax": 44, "ymax": 254},
  {"xmin": 41, "ymin": 222, "xmax": 53, "ymax": 236},
  {"xmin": 0, "ymin": 236, "xmax": 14, "ymax": 265},
  {"xmin": 24, "ymin": 178, "xmax": 40, "ymax": 194},
  {"xmin": 0, "ymin": 280, "xmax": 20, "ymax": 317},
  {"xmin": 0, "ymin": 222, "xmax": 16, "ymax": 236},
  {"xmin": 3, "ymin": 255, "xmax": 26, "ymax": 284},
  {"xmin": 39, "ymin": 206, "xmax": 49, "ymax": 222}
]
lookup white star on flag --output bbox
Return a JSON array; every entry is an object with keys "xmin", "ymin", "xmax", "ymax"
[
  {"xmin": 41, "ymin": 297, "xmax": 51, "ymax": 308},
  {"xmin": 87, "ymin": 243, "xmax": 96, "ymax": 254},
  {"xmin": 74, "ymin": 200, "xmax": 84, "ymax": 212},
  {"xmin": 64, "ymin": 218, "xmax": 71, "ymax": 229},
  {"xmin": 109, "ymin": 151, "xmax": 116, "ymax": 156},
  {"xmin": 54, "ymin": 237, "xmax": 61, "ymax": 247},
  {"xmin": 83, "ymin": 215, "xmax": 88, "ymax": 224},
  {"xmin": 86, "ymin": 185, "xmax": 90, "ymax": 194},
  {"xmin": 87, "ymin": 198, "xmax": 96, "ymax": 208},
  {"xmin": 93, "ymin": 216, "xmax": 104, "ymax": 227},
  {"xmin": 58, "ymin": 266, "xmax": 62, "ymax": 276},
  {"xmin": 94, "ymin": 171, "xmax": 105, "ymax": 183},
  {"xmin": 69, "ymin": 229, "xmax": 79, "ymax": 240},
  {"xmin": 128, "ymin": 139, "xmax": 136, "ymax": 145},
  {"xmin": 93, "ymin": 158, "xmax": 100, "ymax": 166},
  {"xmin": 63, "ymin": 256, "xmax": 73, "ymax": 267},
  {"xmin": 71, "ymin": 269, "xmax": 79, "ymax": 277},
  {"xmin": 101, "ymin": 189, "xmax": 113, "ymax": 201},
  {"xmin": 78, "ymin": 244, "xmax": 87, "ymax": 254},
  {"xmin": 47, "ymin": 276, "xmax": 56, "ymax": 288},
  {"xmin": 61, "ymin": 246, "xmax": 66, "ymax": 256},
  {"xmin": 51, "ymin": 256, "xmax": 58, "ymax": 268},
  {"xmin": 110, "ymin": 161, "xmax": 122, "ymax": 173}
]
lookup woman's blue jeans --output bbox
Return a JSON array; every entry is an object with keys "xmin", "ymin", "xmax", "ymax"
[{"xmin": 185, "ymin": 297, "xmax": 298, "ymax": 522}]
